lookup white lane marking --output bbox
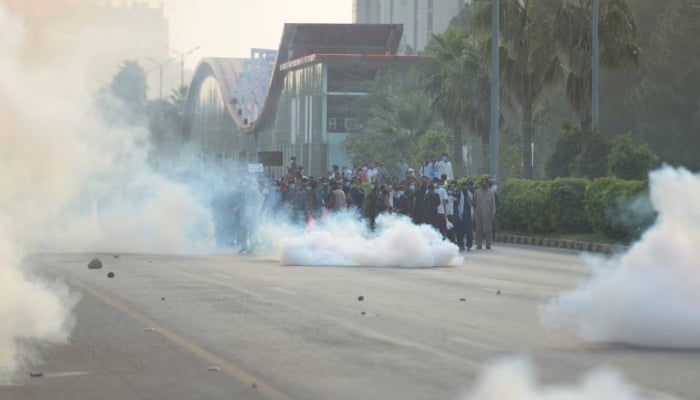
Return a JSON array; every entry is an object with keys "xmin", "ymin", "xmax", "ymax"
[
  {"xmin": 267, "ymin": 287, "xmax": 297, "ymax": 296},
  {"xmin": 447, "ymin": 335, "xmax": 502, "ymax": 352},
  {"xmin": 164, "ymin": 269, "xmax": 481, "ymax": 369},
  {"xmin": 638, "ymin": 389, "xmax": 681, "ymax": 400},
  {"xmin": 43, "ymin": 371, "xmax": 90, "ymax": 378},
  {"xmin": 393, "ymin": 272, "xmax": 421, "ymax": 279}
]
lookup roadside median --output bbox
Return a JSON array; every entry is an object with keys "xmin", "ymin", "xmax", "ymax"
[{"xmin": 495, "ymin": 233, "xmax": 629, "ymax": 255}]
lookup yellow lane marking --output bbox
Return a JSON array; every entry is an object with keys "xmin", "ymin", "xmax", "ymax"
[
  {"xmin": 73, "ymin": 280, "xmax": 292, "ymax": 400},
  {"xmin": 164, "ymin": 269, "xmax": 483, "ymax": 369}
]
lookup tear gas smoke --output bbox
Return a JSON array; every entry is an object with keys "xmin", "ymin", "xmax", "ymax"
[
  {"xmin": 275, "ymin": 213, "xmax": 462, "ymax": 267},
  {"xmin": 0, "ymin": 2, "xmax": 82, "ymax": 381},
  {"xmin": 463, "ymin": 358, "xmax": 655, "ymax": 400},
  {"xmin": 543, "ymin": 166, "xmax": 700, "ymax": 348},
  {"xmin": 0, "ymin": 1, "xmax": 213, "ymax": 381}
]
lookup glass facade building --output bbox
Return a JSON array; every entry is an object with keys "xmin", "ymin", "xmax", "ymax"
[{"xmin": 182, "ymin": 24, "xmax": 422, "ymax": 178}]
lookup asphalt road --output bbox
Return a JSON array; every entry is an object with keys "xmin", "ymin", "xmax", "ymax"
[{"xmin": 2, "ymin": 245, "xmax": 695, "ymax": 400}]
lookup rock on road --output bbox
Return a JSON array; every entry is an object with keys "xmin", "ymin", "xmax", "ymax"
[{"xmin": 1, "ymin": 245, "xmax": 694, "ymax": 400}]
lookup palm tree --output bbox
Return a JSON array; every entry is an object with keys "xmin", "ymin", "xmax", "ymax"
[
  {"xmin": 472, "ymin": 0, "xmax": 563, "ymax": 178},
  {"xmin": 553, "ymin": 0, "xmax": 639, "ymax": 138},
  {"xmin": 344, "ymin": 78, "xmax": 440, "ymax": 166},
  {"xmin": 168, "ymin": 84, "xmax": 189, "ymax": 113},
  {"xmin": 422, "ymin": 26, "xmax": 492, "ymax": 171}
]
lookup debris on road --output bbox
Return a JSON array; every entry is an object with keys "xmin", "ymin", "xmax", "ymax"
[
  {"xmin": 358, "ymin": 296, "xmax": 364, "ymax": 301},
  {"xmin": 29, "ymin": 372, "xmax": 43, "ymax": 378},
  {"xmin": 459, "ymin": 298, "xmax": 466, "ymax": 302},
  {"xmin": 107, "ymin": 272, "xmax": 115, "ymax": 278},
  {"xmin": 113, "ymin": 255, "xmax": 120, "ymax": 259},
  {"xmin": 88, "ymin": 258, "xmax": 102, "ymax": 269},
  {"xmin": 496, "ymin": 290, "xmax": 501, "ymax": 295},
  {"xmin": 361, "ymin": 311, "xmax": 366, "ymax": 315},
  {"xmin": 144, "ymin": 328, "xmax": 155, "ymax": 332},
  {"xmin": 208, "ymin": 366, "xmax": 221, "ymax": 372},
  {"xmin": 161, "ymin": 297, "xmax": 165, "ymax": 301},
  {"xmin": 251, "ymin": 383, "xmax": 258, "ymax": 389}
]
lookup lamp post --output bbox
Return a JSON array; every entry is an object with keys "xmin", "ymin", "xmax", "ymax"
[
  {"xmin": 169, "ymin": 46, "xmax": 200, "ymax": 89},
  {"xmin": 146, "ymin": 57, "xmax": 173, "ymax": 99},
  {"xmin": 592, "ymin": 0, "xmax": 599, "ymax": 129},
  {"xmin": 490, "ymin": 0, "xmax": 500, "ymax": 178}
]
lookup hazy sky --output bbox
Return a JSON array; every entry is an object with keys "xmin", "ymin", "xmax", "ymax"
[{"xmin": 165, "ymin": 0, "xmax": 353, "ymax": 66}]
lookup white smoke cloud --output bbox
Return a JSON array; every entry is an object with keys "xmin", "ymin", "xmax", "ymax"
[
  {"xmin": 0, "ymin": 4, "xmax": 82, "ymax": 382},
  {"xmin": 463, "ymin": 358, "xmax": 655, "ymax": 400},
  {"xmin": 0, "ymin": 0, "xmax": 214, "ymax": 381},
  {"xmin": 276, "ymin": 213, "xmax": 462, "ymax": 267},
  {"xmin": 543, "ymin": 166, "xmax": 700, "ymax": 348}
]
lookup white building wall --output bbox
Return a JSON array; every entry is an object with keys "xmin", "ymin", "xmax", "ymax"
[{"xmin": 354, "ymin": 0, "xmax": 470, "ymax": 53}]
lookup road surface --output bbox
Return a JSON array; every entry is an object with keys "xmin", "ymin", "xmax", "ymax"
[{"xmin": 2, "ymin": 245, "xmax": 695, "ymax": 400}]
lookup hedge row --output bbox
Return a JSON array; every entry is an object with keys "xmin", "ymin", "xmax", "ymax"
[{"xmin": 496, "ymin": 177, "xmax": 656, "ymax": 242}]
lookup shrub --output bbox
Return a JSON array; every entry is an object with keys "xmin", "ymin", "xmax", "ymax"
[
  {"xmin": 496, "ymin": 180, "xmax": 552, "ymax": 234},
  {"xmin": 608, "ymin": 133, "xmax": 659, "ymax": 180},
  {"xmin": 573, "ymin": 131, "xmax": 610, "ymax": 178},
  {"xmin": 584, "ymin": 177, "xmax": 654, "ymax": 241},
  {"xmin": 546, "ymin": 178, "xmax": 590, "ymax": 233},
  {"xmin": 497, "ymin": 176, "xmax": 654, "ymax": 243},
  {"xmin": 545, "ymin": 122, "xmax": 581, "ymax": 178},
  {"xmin": 497, "ymin": 178, "xmax": 589, "ymax": 235}
]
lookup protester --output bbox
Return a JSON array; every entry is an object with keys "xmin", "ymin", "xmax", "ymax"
[
  {"xmin": 474, "ymin": 177, "xmax": 496, "ymax": 250},
  {"xmin": 215, "ymin": 155, "xmax": 501, "ymax": 255},
  {"xmin": 456, "ymin": 180, "xmax": 474, "ymax": 251},
  {"xmin": 437, "ymin": 152, "xmax": 454, "ymax": 180}
]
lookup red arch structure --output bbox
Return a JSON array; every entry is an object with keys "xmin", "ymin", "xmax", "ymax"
[
  {"xmin": 183, "ymin": 52, "xmax": 276, "ymax": 139},
  {"xmin": 181, "ymin": 24, "xmax": 421, "ymax": 175}
]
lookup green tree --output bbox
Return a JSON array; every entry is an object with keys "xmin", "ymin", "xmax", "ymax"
[
  {"xmin": 607, "ymin": 133, "xmax": 658, "ymax": 180},
  {"xmin": 422, "ymin": 26, "xmax": 487, "ymax": 168},
  {"xmin": 147, "ymin": 99, "xmax": 181, "ymax": 161},
  {"xmin": 417, "ymin": 130, "xmax": 450, "ymax": 161},
  {"xmin": 168, "ymin": 85, "xmax": 189, "ymax": 113},
  {"xmin": 546, "ymin": 121, "xmax": 612, "ymax": 178},
  {"xmin": 111, "ymin": 60, "xmax": 148, "ymax": 118},
  {"xmin": 472, "ymin": 0, "xmax": 563, "ymax": 179},
  {"xmin": 95, "ymin": 59, "xmax": 149, "ymax": 126},
  {"xmin": 573, "ymin": 129, "xmax": 610, "ymax": 178},
  {"xmin": 553, "ymin": 0, "xmax": 639, "ymax": 138},
  {"xmin": 629, "ymin": 0, "xmax": 700, "ymax": 170},
  {"xmin": 344, "ymin": 76, "xmax": 440, "ymax": 166},
  {"xmin": 545, "ymin": 121, "xmax": 581, "ymax": 178}
]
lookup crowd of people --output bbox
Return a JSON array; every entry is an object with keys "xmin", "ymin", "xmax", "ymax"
[{"xmin": 213, "ymin": 153, "xmax": 499, "ymax": 254}]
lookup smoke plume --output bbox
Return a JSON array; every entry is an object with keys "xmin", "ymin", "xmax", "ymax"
[
  {"xmin": 543, "ymin": 166, "xmax": 700, "ymax": 348},
  {"xmin": 0, "ymin": 0, "xmax": 212, "ymax": 381},
  {"xmin": 463, "ymin": 358, "xmax": 655, "ymax": 400},
  {"xmin": 277, "ymin": 213, "xmax": 462, "ymax": 267}
]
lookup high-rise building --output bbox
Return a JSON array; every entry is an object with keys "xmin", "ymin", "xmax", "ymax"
[
  {"xmin": 353, "ymin": 0, "xmax": 469, "ymax": 53},
  {"xmin": 94, "ymin": 2, "xmax": 173, "ymax": 99},
  {"xmin": 6, "ymin": 0, "xmax": 173, "ymax": 99}
]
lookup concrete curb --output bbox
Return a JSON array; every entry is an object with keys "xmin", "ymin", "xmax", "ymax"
[{"xmin": 495, "ymin": 233, "xmax": 629, "ymax": 255}]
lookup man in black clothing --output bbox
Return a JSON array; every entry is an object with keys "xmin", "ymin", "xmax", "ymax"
[
  {"xmin": 349, "ymin": 179, "xmax": 366, "ymax": 212},
  {"xmin": 456, "ymin": 181, "xmax": 474, "ymax": 251},
  {"xmin": 422, "ymin": 183, "xmax": 440, "ymax": 229},
  {"xmin": 412, "ymin": 177, "xmax": 428, "ymax": 225}
]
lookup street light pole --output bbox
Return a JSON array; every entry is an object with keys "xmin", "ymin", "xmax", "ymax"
[
  {"xmin": 490, "ymin": 0, "xmax": 500, "ymax": 178},
  {"xmin": 146, "ymin": 57, "xmax": 173, "ymax": 99},
  {"xmin": 169, "ymin": 46, "xmax": 200, "ymax": 89},
  {"xmin": 592, "ymin": 0, "xmax": 599, "ymax": 129}
]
